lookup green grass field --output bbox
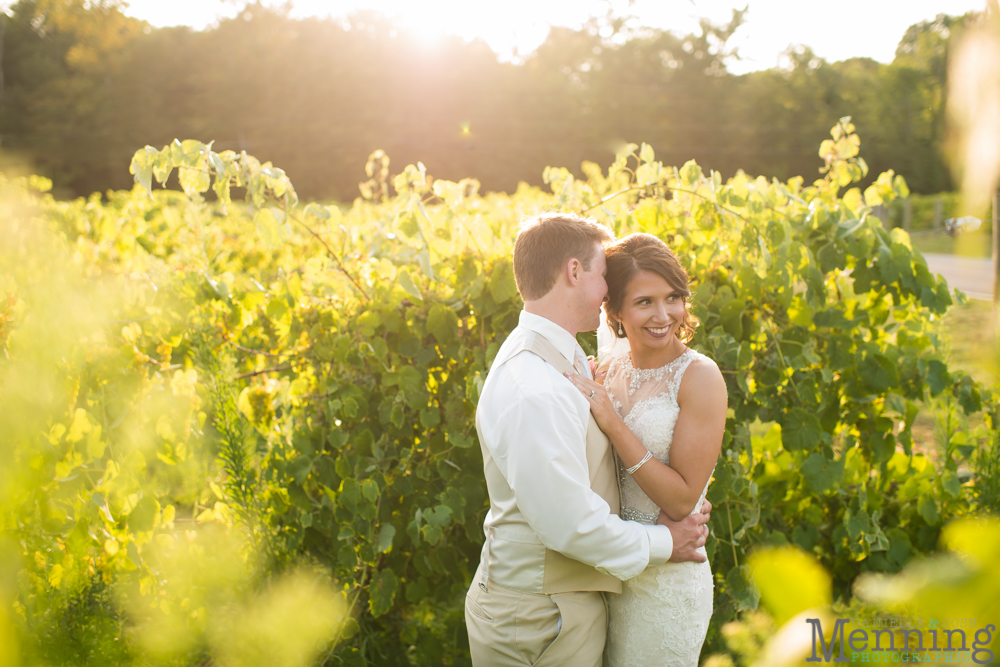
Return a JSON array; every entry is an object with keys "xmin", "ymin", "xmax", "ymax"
[
  {"xmin": 910, "ymin": 228, "xmax": 992, "ymax": 258},
  {"xmin": 943, "ymin": 297, "xmax": 997, "ymax": 386},
  {"xmin": 907, "ymin": 297, "xmax": 996, "ymax": 459}
]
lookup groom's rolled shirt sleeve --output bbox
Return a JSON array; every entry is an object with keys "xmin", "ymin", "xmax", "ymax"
[{"xmin": 493, "ymin": 375, "xmax": 673, "ymax": 579}]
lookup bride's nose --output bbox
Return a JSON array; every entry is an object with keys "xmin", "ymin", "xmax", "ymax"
[{"xmin": 650, "ymin": 304, "xmax": 671, "ymax": 324}]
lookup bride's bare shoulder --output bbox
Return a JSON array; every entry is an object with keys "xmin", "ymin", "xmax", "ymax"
[
  {"xmin": 687, "ymin": 350, "xmax": 720, "ymax": 372},
  {"xmin": 680, "ymin": 352, "xmax": 726, "ymax": 398}
]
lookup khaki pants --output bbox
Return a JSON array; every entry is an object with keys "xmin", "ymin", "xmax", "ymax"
[{"xmin": 465, "ymin": 565, "xmax": 607, "ymax": 667}]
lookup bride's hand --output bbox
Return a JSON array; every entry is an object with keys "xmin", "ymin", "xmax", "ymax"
[{"xmin": 564, "ymin": 372, "xmax": 620, "ymax": 433}]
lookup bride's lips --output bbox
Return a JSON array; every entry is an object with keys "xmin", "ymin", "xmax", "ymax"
[{"xmin": 643, "ymin": 324, "xmax": 672, "ymax": 339}]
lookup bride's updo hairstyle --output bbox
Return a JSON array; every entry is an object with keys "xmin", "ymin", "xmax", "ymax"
[{"xmin": 604, "ymin": 233, "xmax": 698, "ymax": 343}]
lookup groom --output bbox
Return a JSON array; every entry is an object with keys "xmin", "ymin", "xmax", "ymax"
[{"xmin": 465, "ymin": 213, "xmax": 711, "ymax": 666}]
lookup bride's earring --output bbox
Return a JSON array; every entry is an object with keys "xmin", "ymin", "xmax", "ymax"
[{"xmin": 618, "ymin": 321, "xmax": 624, "ymax": 337}]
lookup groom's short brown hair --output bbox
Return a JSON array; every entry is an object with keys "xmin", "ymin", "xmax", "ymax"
[{"xmin": 513, "ymin": 213, "xmax": 615, "ymax": 301}]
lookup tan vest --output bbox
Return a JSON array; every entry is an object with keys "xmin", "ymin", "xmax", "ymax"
[{"xmin": 479, "ymin": 331, "xmax": 622, "ymax": 594}]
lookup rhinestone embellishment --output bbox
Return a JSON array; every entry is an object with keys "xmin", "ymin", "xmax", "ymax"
[{"xmin": 621, "ymin": 507, "xmax": 659, "ymax": 524}]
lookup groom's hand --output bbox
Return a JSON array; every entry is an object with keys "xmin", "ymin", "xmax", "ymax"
[{"xmin": 657, "ymin": 507, "xmax": 710, "ymax": 563}]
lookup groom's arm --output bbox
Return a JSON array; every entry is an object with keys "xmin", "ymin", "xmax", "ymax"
[{"xmin": 490, "ymin": 378, "xmax": 673, "ymax": 580}]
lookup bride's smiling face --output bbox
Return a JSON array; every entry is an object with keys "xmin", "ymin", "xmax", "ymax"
[{"xmin": 615, "ymin": 270, "xmax": 688, "ymax": 353}]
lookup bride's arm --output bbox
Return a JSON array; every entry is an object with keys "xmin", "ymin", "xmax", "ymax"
[{"xmin": 565, "ymin": 358, "xmax": 727, "ymax": 522}]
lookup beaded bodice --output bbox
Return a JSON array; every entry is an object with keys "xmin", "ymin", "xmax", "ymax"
[{"xmin": 604, "ymin": 348, "xmax": 712, "ymax": 524}]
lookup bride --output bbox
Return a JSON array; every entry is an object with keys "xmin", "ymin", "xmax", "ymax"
[{"xmin": 566, "ymin": 232, "xmax": 727, "ymax": 667}]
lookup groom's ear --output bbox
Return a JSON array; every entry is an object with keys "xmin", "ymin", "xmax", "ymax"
[{"xmin": 565, "ymin": 257, "xmax": 583, "ymax": 285}]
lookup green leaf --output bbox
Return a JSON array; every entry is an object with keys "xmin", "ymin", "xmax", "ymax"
[
  {"xmin": 719, "ymin": 298, "xmax": 746, "ymax": 340},
  {"xmin": 903, "ymin": 400, "xmax": 919, "ymax": 430},
  {"xmin": 733, "ymin": 502, "xmax": 760, "ymax": 542},
  {"xmin": 126, "ymin": 541, "xmax": 142, "ymax": 567},
  {"xmin": 91, "ymin": 493, "xmax": 114, "ymax": 523},
  {"xmin": 918, "ymin": 496, "xmax": 940, "ymax": 525},
  {"xmin": 858, "ymin": 352, "xmax": 899, "ymax": 393},
  {"xmin": 421, "ymin": 523, "xmax": 444, "ymax": 545},
  {"xmin": 179, "ymin": 165, "xmax": 210, "ymax": 196},
  {"xmin": 447, "ymin": 431, "xmax": 475, "ymax": 449},
  {"xmin": 941, "ymin": 470, "xmax": 961, "ymax": 499},
  {"xmin": 792, "ymin": 523, "xmax": 819, "ymax": 551},
  {"xmin": 287, "ymin": 455, "xmax": 313, "ymax": 484},
  {"xmin": 406, "ymin": 577, "xmax": 430, "ymax": 604},
  {"xmin": 955, "ymin": 375, "xmax": 982, "ymax": 414},
  {"xmin": 844, "ymin": 508, "xmax": 869, "ymax": 540},
  {"xmin": 417, "ymin": 249, "xmax": 437, "ymax": 282},
  {"xmin": 725, "ymin": 564, "xmax": 760, "ymax": 612},
  {"xmin": 341, "ymin": 397, "xmax": 359, "ymax": 420},
  {"xmin": 376, "ymin": 524, "xmax": 396, "ymax": 553},
  {"xmin": 361, "ymin": 479, "xmax": 379, "ymax": 502},
  {"xmin": 836, "ymin": 218, "xmax": 865, "ymax": 239},
  {"xmin": 368, "ymin": 569, "xmax": 399, "ymax": 618},
  {"xmin": 843, "ymin": 187, "xmax": 863, "ymax": 212},
  {"xmin": 886, "ymin": 528, "xmax": 914, "ymax": 567},
  {"xmin": 817, "ymin": 242, "xmax": 847, "ymax": 273},
  {"xmin": 424, "ymin": 504, "xmax": 453, "ymax": 527},
  {"xmin": 396, "ymin": 366, "xmax": 424, "ymax": 395},
  {"xmin": 800, "ymin": 453, "xmax": 844, "ymax": 495},
  {"xmin": 130, "ymin": 147, "xmax": 156, "ymax": 196},
  {"xmin": 426, "ymin": 303, "xmax": 458, "ymax": 344},
  {"xmin": 640, "ymin": 143, "xmax": 656, "ymax": 164},
  {"xmin": 390, "ymin": 402, "xmax": 404, "ymax": 429},
  {"xmin": 864, "ymin": 184, "xmax": 883, "ymax": 207},
  {"xmin": 889, "ymin": 243, "xmax": 913, "ymax": 284},
  {"xmin": 489, "ymin": 261, "xmax": 519, "ymax": 304},
  {"xmin": 925, "ymin": 359, "xmax": 951, "ymax": 397},
  {"xmin": 419, "ymin": 407, "xmax": 440, "ymax": 429},
  {"xmin": 781, "ymin": 408, "xmax": 823, "ymax": 452},
  {"xmin": 397, "ymin": 269, "xmax": 422, "ymax": 300},
  {"xmin": 680, "ymin": 160, "xmax": 702, "ymax": 186},
  {"xmin": 868, "ymin": 430, "xmax": 895, "ymax": 464},
  {"xmin": 149, "ymin": 151, "xmax": 170, "ymax": 187}
]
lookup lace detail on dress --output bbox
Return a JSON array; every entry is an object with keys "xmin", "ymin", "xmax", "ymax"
[
  {"xmin": 606, "ymin": 557, "xmax": 714, "ymax": 667},
  {"xmin": 619, "ymin": 348, "xmax": 694, "ymax": 396},
  {"xmin": 603, "ymin": 347, "xmax": 715, "ymax": 667}
]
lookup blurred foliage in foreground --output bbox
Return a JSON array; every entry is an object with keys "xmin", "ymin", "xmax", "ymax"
[
  {"xmin": 1, "ymin": 118, "xmax": 997, "ymax": 665},
  {"xmin": 706, "ymin": 516, "xmax": 1000, "ymax": 667}
]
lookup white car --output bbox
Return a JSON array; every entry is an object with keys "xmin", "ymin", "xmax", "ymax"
[{"xmin": 943, "ymin": 215, "xmax": 982, "ymax": 236}]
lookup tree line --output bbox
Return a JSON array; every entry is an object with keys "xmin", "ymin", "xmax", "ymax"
[{"xmin": 0, "ymin": 0, "xmax": 980, "ymax": 201}]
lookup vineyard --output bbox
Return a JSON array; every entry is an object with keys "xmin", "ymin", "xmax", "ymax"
[{"xmin": 1, "ymin": 119, "xmax": 998, "ymax": 667}]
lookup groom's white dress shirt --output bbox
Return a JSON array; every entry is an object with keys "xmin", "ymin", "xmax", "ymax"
[{"xmin": 476, "ymin": 310, "xmax": 673, "ymax": 593}]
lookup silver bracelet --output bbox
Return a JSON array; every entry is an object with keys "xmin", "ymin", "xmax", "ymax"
[{"xmin": 625, "ymin": 450, "xmax": 653, "ymax": 475}]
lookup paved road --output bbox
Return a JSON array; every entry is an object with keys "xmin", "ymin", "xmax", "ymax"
[{"xmin": 923, "ymin": 253, "xmax": 993, "ymax": 300}]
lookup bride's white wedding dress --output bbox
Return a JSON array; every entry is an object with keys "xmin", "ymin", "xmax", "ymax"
[{"xmin": 602, "ymin": 348, "xmax": 715, "ymax": 667}]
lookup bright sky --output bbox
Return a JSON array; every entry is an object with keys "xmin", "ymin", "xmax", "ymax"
[{"xmin": 122, "ymin": 0, "xmax": 988, "ymax": 74}]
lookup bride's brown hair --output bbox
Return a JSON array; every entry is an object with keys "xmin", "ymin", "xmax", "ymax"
[{"xmin": 604, "ymin": 233, "xmax": 698, "ymax": 343}]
